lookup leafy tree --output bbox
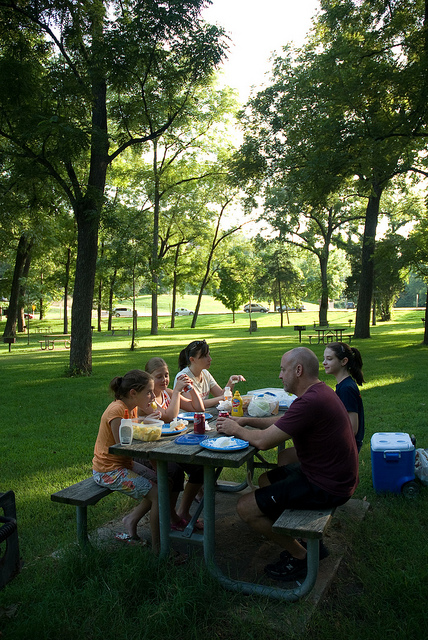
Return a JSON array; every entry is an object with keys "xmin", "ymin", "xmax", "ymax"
[
  {"xmin": 213, "ymin": 237, "xmax": 254, "ymax": 321},
  {"xmin": 252, "ymin": 240, "xmax": 304, "ymax": 326},
  {"xmin": 0, "ymin": 0, "xmax": 227, "ymax": 373},
  {"xmin": 373, "ymin": 234, "xmax": 409, "ymax": 322},
  {"xmin": 190, "ymin": 189, "xmax": 249, "ymax": 328},
  {"xmin": 403, "ymin": 219, "xmax": 428, "ymax": 344},
  {"xmin": 235, "ymin": 0, "xmax": 428, "ymax": 337}
]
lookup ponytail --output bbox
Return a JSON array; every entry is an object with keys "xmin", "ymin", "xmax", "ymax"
[
  {"xmin": 109, "ymin": 369, "xmax": 152, "ymax": 399},
  {"xmin": 178, "ymin": 339, "xmax": 209, "ymax": 371},
  {"xmin": 327, "ymin": 342, "xmax": 365, "ymax": 386}
]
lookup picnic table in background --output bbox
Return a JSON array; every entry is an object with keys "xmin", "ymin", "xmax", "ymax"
[
  {"xmin": 307, "ymin": 327, "xmax": 348, "ymax": 344},
  {"xmin": 40, "ymin": 334, "xmax": 71, "ymax": 350}
]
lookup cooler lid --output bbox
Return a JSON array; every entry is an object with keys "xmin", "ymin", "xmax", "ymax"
[{"xmin": 371, "ymin": 432, "xmax": 414, "ymax": 451}]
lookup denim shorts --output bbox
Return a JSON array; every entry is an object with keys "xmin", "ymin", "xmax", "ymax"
[{"xmin": 93, "ymin": 467, "xmax": 154, "ymax": 500}]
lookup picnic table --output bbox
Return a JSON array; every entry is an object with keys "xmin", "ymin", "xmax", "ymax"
[
  {"xmin": 308, "ymin": 327, "xmax": 348, "ymax": 344},
  {"xmin": 109, "ymin": 410, "xmax": 327, "ymax": 602},
  {"xmin": 40, "ymin": 334, "xmax": 71, "ymax": 350}
]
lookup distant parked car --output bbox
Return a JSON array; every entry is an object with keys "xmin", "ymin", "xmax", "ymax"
[
  {"xmin": 346, "ymin": 302, "xmax": 355, "ymax": 309},
  {"xmin": 113, "ymin": 307, "xmax": 141, "ymax": 317},
  {"xmin": 175, "ymin": 308, "xmax": 193, "ymax": 316},
  {"xmin": 24, "ymin": 312, "xmax": 34, "ymax": 319},
  {"xmin": 243, "ymin": 303, "xmax": 269, "ymax": 313},
  {"xmin": 276, "ymin": 305, "xmax": 306, "ymax": 312}
]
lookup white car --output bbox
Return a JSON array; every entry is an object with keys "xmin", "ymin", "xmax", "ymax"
[
  {"xmin": 243, "ymin": 303, "xmax": 269, "ymax": 313},
  {"xmin": 113, "ymin": 307, "xmax": 141, "ymax": 318},
  {"xmin": 175, "ymin": 308, "xmax": 193, "ymax": 316}
]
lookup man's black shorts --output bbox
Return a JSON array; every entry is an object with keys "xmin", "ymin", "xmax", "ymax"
[{"xmin": 255, "ymin": 464, "xmax": 349, "ymax": 521}]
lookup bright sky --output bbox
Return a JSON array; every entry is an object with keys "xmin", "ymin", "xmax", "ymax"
[{"xmin": 203, "ymin": 0, "xmax": 320, "ymax": 101}]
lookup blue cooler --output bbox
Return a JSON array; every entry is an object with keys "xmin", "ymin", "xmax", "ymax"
[{"xmin": 371, "ymin": 432, "xmax": 416, "ymax": 493}]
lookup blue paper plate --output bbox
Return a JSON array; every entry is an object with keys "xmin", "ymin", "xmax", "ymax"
[
  {"xmin": 177, "ymin": 412, "xmax": 213, "ymax": 422},
  {"xmin": 175, "ymin": 433, "xmax": 208, "ymax": 445},
  {"xmin": 199, "ymin": 437, "xmax": 249, "ymax": 452},
  {"xmin": 161, "ymin": 424, "xmax": 187, "ymax": 436}
]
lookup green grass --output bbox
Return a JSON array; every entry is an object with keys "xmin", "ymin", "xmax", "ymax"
[{"xmin": 0, "ymin": 307, "xmax": 427, "ymax": 639}]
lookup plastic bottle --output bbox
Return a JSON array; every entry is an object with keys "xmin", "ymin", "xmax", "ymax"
[
  {"xmin": 231, "ymin": 390, "xmax": 243, "ymax": 417},
  {"xmin": 224, "ymin": 386, "xmax": 232, "ymax": 403},
  {"xmin": 119, "ymin": 409, "xmax": 133, "ymax": 444}
]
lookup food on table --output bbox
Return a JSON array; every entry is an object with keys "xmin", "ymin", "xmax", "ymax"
[
  {"xmin": 215, "ymin": 436, "xmax": 234, "ymax": 447},
  {"xmin": 132, "ymin": 425, "xmax": 162, "ymax": 441},
  {"xmin": 170, "ymin": 418, "xmax": 188, "ymax": 431}
]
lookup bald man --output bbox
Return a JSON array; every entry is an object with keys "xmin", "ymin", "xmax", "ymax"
[{"xmin": 216, "ymin": 347, "xmax": 358, "ymax": 582}]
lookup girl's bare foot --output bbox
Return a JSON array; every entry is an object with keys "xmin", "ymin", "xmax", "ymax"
[{"xmin": 122, "ymin": 514, "xmax": 138, "ymax": 539}]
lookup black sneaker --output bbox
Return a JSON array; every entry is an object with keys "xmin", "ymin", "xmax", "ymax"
[
  {"xmin": 264, "ymin": 555, "xmax": 307, "ymax": 581},
  {"xmin": 280, "ymin": 539, "xmax": 329, "ymax": 562}
]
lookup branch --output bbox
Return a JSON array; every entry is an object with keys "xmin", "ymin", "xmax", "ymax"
[
  {"xmin": 0, "ymin": 127, "xmax": 76, "ymax": 206},
  {"xmin": 0, "ymin": 0, "xmax": 84, "ymax": 84},
  {"xmin": 409, "ymin": 166, "xmax": 428, "ymax": 178}
]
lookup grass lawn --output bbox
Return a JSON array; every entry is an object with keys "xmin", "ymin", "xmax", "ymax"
[{"xmin": 0, "ymin": 307, "xmax": 427, "ymax": 639}]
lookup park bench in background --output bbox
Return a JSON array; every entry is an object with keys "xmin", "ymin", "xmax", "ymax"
[
  {"xmin": 111, "ymin": 326, "xmax": 132, "ymax": 335},
  {"xmin": 51, "ymin": 477, "xmax": 112, "ymax": 546}
]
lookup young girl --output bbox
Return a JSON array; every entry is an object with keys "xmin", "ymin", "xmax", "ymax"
[
  {"xmin": 144, "ymin": 356, "xmax": 205, "ymax": 421},
  {"xmin": 140, "ymin": 358, "xmax": 205, "ymax": 530},
  {"xmin": 174, "ymin": 339, "xmax": 246, "ymax": 409},
  {"xmin": 322, "ymin": 342, "xmax": 365, "ymax": 452},
  {"xmin": 92, "ymin": 370, "xmax": 159, "ymax": 551}
]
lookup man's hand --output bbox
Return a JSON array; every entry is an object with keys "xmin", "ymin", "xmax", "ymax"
[{"xmin": 216, "ymin": 415, "xmax": 239, "ymax": 435}]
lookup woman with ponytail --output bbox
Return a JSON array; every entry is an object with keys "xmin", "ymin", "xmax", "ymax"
[{"xmin": 322, "ymin": 342, "xmax": 365, "ymax": 452}]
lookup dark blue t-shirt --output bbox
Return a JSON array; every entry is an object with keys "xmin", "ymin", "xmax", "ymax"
[{"xmin": 336, "ymin": 377, "xmax": 364, "ymax": 451}]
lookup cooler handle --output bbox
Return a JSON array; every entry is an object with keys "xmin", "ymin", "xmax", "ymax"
[{"xmin": 383, "ymin": 450, "xmax": 401, "ymax": 461}]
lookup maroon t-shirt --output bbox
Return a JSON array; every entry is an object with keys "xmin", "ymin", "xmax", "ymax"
[{"xmin": 275, "ymin": 382, "xmax": 359, "ymax": 497}]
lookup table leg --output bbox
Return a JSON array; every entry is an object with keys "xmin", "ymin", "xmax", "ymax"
[
  {"xmin": 156, "ymin": 460, "xmax": 171, "ymax": 559},
  {"xmin": 203, "ymin": 465, "xmax": 216, "ymax": 565},
  {"xmin": 203, "ymin": 465, "xmax": 320, "ymax": 602}
]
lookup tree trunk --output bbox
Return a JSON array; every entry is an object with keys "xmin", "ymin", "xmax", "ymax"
[
  {"xmin": 191, "ymin": 207, "xmax": 225, "ymax": 329},
  {"xmin": 423, "ymin": 285, "xmax": 428, "ymax": 345},
  {"xmin": 70, "ymin": 205, "xmax": 100, "ymax": 374},
  {"xmin": 108, "ymin": 270, "xmax": 116, "ymax": 332},
  {"xmin": 354, "ymin": 185, "xmax": 383, "ymax": 339},
  {"xmin": 3, "ymin": 234, "xmax": 33, "ymax": 338},
  {"xmin": 39, "ymin": 272, "xmax": 44, "ymax": 320},
  {"xmin": 17, "ymin": 251, "xmax": 32, "ymax": 332},
  {"xmin": 171, "ymin": 246, "xmax": 179, "ymax": 328},
  {"xmin": 318, "ymin": 251, "xmax": 329, "ymax": 326},
  {"xmin": 64, "ymin": 247, "xmax": 71, "ymax": 334},
  {"xmin": 68, "ymin": 41, "xmax": 108, "ymax": 374},
  {"xmin": 150, "ymin": 140, "xmax": 160, "ymax": 336}
]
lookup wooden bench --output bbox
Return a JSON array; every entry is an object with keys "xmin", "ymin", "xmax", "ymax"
[
  {"xmin": 39, "ymin": 337, "xmax": 71, "ymax": 350},
  {"xmin": 272, "ymin": 507, "xmax": 334, "ymax": 599},
  {"xmin": 111, "ymin": 326, "xmax": 131, "ymax": 336},
  {"xmin": 51, "ymin": 477, "xmax": 112, "ymax": 546}
]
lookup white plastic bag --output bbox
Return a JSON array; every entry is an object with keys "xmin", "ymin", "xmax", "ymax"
[
  {"xmin": 248, "ymin": 394, "xmax": 273, "ymax": 417},
  {"xmin": 415, "ymin": 448, "xmax": 428, "ymax": 486}
]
